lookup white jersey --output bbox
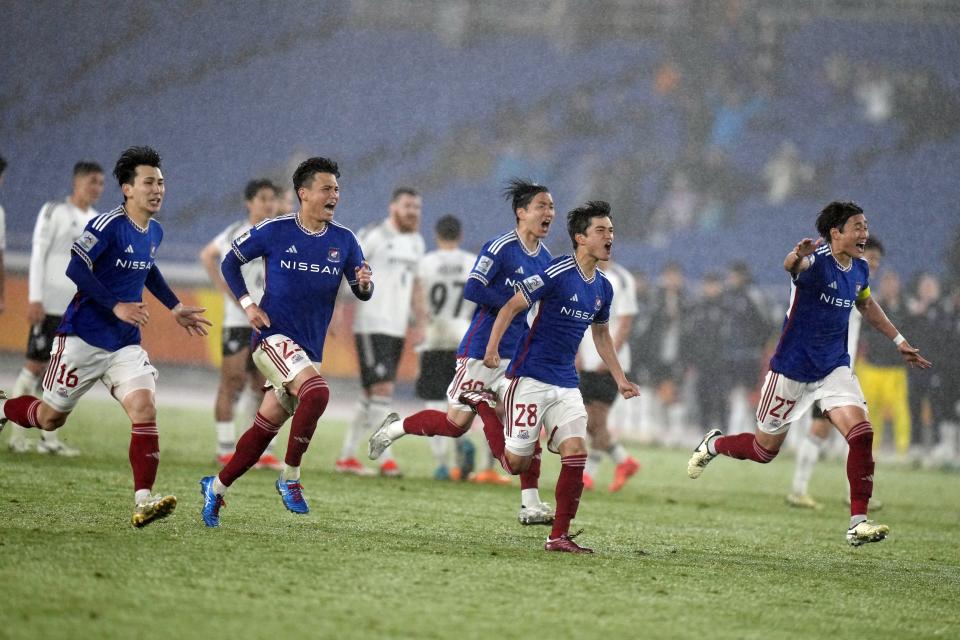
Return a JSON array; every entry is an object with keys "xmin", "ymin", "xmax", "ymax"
[
  {"xmin": 418, "ymin": 247, "xmax": 477, "ymax": 351},
  {"xmin": 0, "ymin": 202, "xmax": 5, "ymax": 250},
  {"xmin": 28, "ymin": 198, "xmax": 98, "ymax": 314},
  {"xmin": 352, "ymin": 219, "xmax": 425, "ymax": 337},
  {"xmin": 578, "ymin": 262, "xmax": 638, "ymax": 372},
  {"xmin": 212, "ymin": 220, "xmax": 266, "ymax": 328}
]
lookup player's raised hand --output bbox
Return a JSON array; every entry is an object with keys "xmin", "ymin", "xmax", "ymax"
[
  {"xmin": 355, "ymin": 261, "xmax": 373, "ymax": 292},
  {"xmin": 897, "ymin": 340, "xmax": 932, "ymax": 369},
  {"xmin": 618, "ymin": 379, "xmax": 641, "ymax": 399},
  {"xmin": 483, "ymin": 348, "xmax": 500, "ymax": 369},
  {"xmin": 245, "ymin": 303, "xmax": 271, "ymax": 330},
  {"xmin": 114, "ymin": 301, "xmax": 150, "ymax": 327},
  {"xmin": 795, "ymin": 237, "xmax": 822, "ymax": 257},
  {"xmin": 173, "ymin": 304, "xmax": 213, "ymax": 336}
]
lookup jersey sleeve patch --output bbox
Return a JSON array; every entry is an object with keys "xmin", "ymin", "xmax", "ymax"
[
  {"xmin": 475, "ymin": 255, "xmax": 494, "ymax": 276},
  {"xmin": 75, "ymin": 230, "xmax": 98, "ymax": 253},
  {"xmin": 856, "ymin": 284, "xmax": 871, "ymax": 301}
]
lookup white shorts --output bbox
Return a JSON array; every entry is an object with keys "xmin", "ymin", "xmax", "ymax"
[
  {"xmin": 501, "ymin": 377, "xmax": 587, "ymax": 456},
  {"xmin": 756, "ymin": 366, "xmax": 867, "ymax": 435},
  {"xmin": 445, "ymin": 356, "xmax": 510, "ymax": 412},
  {"xmin": 42, "ymin": 335, "xmax": 158, "ymax": 412},
  {"xmin": 251, "ymin": 334, "xmax": 320, "ymax": 414}
]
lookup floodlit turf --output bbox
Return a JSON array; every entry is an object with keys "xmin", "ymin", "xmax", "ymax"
[{"xmin": 2, "ymin": 401, "xmax": 958, "ymax": 640}]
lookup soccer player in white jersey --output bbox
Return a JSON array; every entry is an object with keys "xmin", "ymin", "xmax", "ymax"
[
  {"xmin": 369, "ymin": 179, "xmax": 556, "ymax": 523},
  {"xmin": 199, "ymin": 157, "xmax": 373, "ymax": 527},
  {"xmin": 577, "ymin": 259, "xmax": 641, "ymax": 492},
  {"xmin": 199, "ymin": 178, "xmax": 281, "ymax": 469},
  {"xmin": 7, "ymin": 161, "xmax": 104, "ymax": 456},
  {"xmin": 0, "ymin": 146, "xmax": 211, "ymax": 527},
  {"xmin": 787, "ymin": 237, "xmax": 885, "ymax": 509},
  {"xmin": 0, "ymin": 154, "xmax": 7, "ymax": 316},
  {"xmin": 336, "ymin": 187, "xmax": 426, "ymax": 477},
  {"xmin": 687, "ymin": 202, "xmax": 931, "ymax": 546}
]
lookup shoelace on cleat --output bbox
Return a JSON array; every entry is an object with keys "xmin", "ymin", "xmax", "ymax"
[{"xmin": 285, "ymin": 483, "xmax": 305, "ymax": 502}]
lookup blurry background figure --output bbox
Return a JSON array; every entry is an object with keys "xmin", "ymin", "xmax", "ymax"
[
  {"xmin": 723, "ymin": 262, "xmax": 772, "ymax": 435},
  {"xmin": 764, "ymin": 141, "xmax": 815, "ymax": 205},
  {"xmin": 905, "ymin": 272, "xmax": 950, "ymax": 460},
  {"xmin": 686, "ymin": 272, "xmax": 727, "ymax": 432}
]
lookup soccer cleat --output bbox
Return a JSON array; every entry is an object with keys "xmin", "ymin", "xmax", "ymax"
[
  {"xmin": 0, "ymin": 390, "xmax": 8, "ymax": 435},
  {"xmin": 449, "ymin": 467, "xmax": 463, "ymax": 481},
  {"xmin": 786, "ymin": 493, "xmax": 821, "ymax": 510},
  {"xmin": 255, "ymin": 453, "xmax": 284, "ymax": 471},
  {"xmin": 379, "ymin": 459, "xmax": 403, "ymax": 478},
  {"xmin": 334, "ymin": 457, "xmax": 375, "ymax": 476},
  {"xmin": 518, "ymin": 502, "xmax": 555, "ymax": 525},
  {"xmin": 471, "ymin": 468, "xmax": 512, "ymax": 485},
  {"xmin": 216, "ymin": 452, "xmax": 233, "ymax": 466},
  {"xmin": 131, "ymin": 494, "xmax": 177, "ymax": 528},
  {"xmin": 8, "ymin": 436, "xmax": 34, "ymax": 454},
  {"xmin": 36, "ymin": 438, "xmax": 80, "ymax": 457},
  {"xmin": 457, "ymin": 388, "xmax": 497, "ymax": 413},
  {"xmin": 545, "ymin": 530, "xmax": 594, "ymax": 554},
  {"xmin": 368, "ymin": 412, "xmax": 399, "ymax": 460},
  {"xmin": 434, "ymin": 465, "xmax": 451, "ymax": 481},
  {"xmin": 687, "ymin": 429, "xmax": 722, "ymax": 479},
  {"xmin": 582, "ymin": 472, "xmax": 595, "ymax": 491},
  {"xmin": 456, "ymin": 438, "xmax": 475, "ymax": 479},
  {"xmin": 846, "ymin": 520, "xmax": 890, "ymax": 546},
  {"xmin": 276, "ymin": 478, "xmax": 309, "ymax": 514},
  {"xmin": 199, "ymin": 476, "xmax": 226, "ymax": 527},
  {"xmin": 609, "ymin": 457, "xmax": 640, "ymax": 492}
]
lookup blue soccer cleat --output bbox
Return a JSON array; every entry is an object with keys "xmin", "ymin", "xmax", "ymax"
[
  {"xmin": 199, "ymin": 475, "xmax": 225, "ymax": 527},
  {"xmin": 276, "ymin": 478, "xmax": 309, "ymax": 514}
]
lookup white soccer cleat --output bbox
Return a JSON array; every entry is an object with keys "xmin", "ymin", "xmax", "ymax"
[
  {"xmin": 131, "ymin": 494, "xmax": 177, "ymax": 528},
  {"xmin": 687, "ymin": 429, "xmax": 722, "ymax": 479},
  {"xmin": 36, "ymin": 438, "xmax": 81, "ymax": 457},
  {"xmin": 8, "ymin": 436, "xmax": 34, "ymax": 454},
  {"xmin": 368, "ymin": 412, "xmax": 400, "ymax": 460},
  {"xmin": 846, "ymin": 520, "xmax": 890, "ymax": 546},
  {"xmin": 518, "ymin": 502, "xmax": 555, "ymax": 526}
]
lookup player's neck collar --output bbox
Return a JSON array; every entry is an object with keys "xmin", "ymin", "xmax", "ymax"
[
  {"xmin": 830, "ymin": 249, "xmax": 853, "ymax": 272},
  {"xmin": 295, "ymin": 212, "xmax": 328, "ymax": 236},
  {"xmin": 574, "ymin": 256, "xmax": 596, "ymax": 283},
  {"xmin": 515, "ymin": 229, "xmax": 541, "ymax": 256},
  {"xmin": 121, "ymin": 205, "xmax": 149, "ymax": 233}
]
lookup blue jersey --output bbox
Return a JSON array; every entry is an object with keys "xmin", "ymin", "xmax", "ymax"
[
  {"xmin": 229, "ymin": 213, "xmax": 365, "ymax": 362},
  {"xmin": 769, "ymin": 244, "xmax": 871, "ymax": 382},
  {"xmin": 507, "ymin": 256, "xmax": 613, "ymax": 388},
  {"xmin": 458, "ymin": 230, "xmax": 552, "ymax": 359},
  {"xmin": 60, "ymin": 207, "xmax": 164, "ymax": 351}
]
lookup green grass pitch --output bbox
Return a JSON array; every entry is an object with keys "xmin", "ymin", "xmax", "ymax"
[{"xmin": 1, "ymin": 400, "xmax": 958, "ymax": 640}]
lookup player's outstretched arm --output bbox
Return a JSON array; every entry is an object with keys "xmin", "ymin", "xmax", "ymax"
[
  {"xmin": 857, "ymin": 295, "xmax": 932, "ymax": 369},
  {"xmin": 483, "ymin": 291, "xmax": 528, "ymax": 368},
  {"xmin": 784, "ymin": 238, "xmax": 821, "ymax": 275},
  {"xmin": 351, "ymin": 262, "xmax": 374, "ymax": 301},
  {"xmin": 65, "ymin": 251, "xmax": 120, "ymax": 311},
  {"xmin": 199, "ymin": 240, "xmax": 235, "ymax": 302},
  {"xmin": 173, "ymin": 303, "xmax": 212, "ymax": 337},
  {"xmin": 591, "ymin": 322, "xmax": 641, "ymax": 399}
]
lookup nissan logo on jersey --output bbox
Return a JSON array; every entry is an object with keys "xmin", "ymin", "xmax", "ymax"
[{"xmin": 280, "ymin": 259, "xmax": 341, "ymax": 275}]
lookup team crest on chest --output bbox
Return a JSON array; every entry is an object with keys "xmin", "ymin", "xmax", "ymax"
[{"xmin": 328, "ymin": 248, "xmax": 341, "ymax": 262}]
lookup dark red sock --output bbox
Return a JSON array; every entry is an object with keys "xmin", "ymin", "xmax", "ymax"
[
  {"xmin": 520, "ymin": 439, "xmax": 542, "ymax": 490},
  {"xmin": 845, "ymin": 421, "xmax": 874, "ymax": 516},
  {"xmin": 403, "ymin": 410, "xmax": 467, "ymax": 437},
  {"xmin": 475, "ymin": 404, "xmax": 505, "ymax": 458},
  {"xmin": 4, "ymin": 396, "xmax": 42, "ymax": 428},
  {"xmin": 284, "ymin": 376, "xmax": 330, "ymax": 467},
  {"xmin": 129, "ymin": 422, "xmax": 159, "ymax": 492},
  {"xmin": 551, "ymin": 454, "xmax": 587, "ymax": 539},
  {"xmin": 220, "ymin": 413, "xmax": 281, "ymax": 486},
  {"xmin": 715, "ymin": 433, "xmax": 779, "ymax": 463}
]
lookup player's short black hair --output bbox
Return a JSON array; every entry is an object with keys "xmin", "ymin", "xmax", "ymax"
[
  {"xmin": 0, "ymin": 154, "xmax": 7, "ymax": 176},
  {"xmin": 865, "ymin": 236, "xmax": 884, "ymax": 255},
  {"xmin": 244, "ymin": 178, "xmax": 278, "ymax": 201},
  {"xmin": 435, "ymin": 215, "xmax": 462, "ymax": 241},
  {"xmin": 391, "ymin": 186, "xmax": 420, "ymax": 201},
  {"xmin": 113, "ymin": 146, "xmax": 161, "ymax": 189},
  {"xmin": 292, "ymin": 157, "xmax": 340, "ymax": 202},
  {"xmin": 566, "ymin": 200, "xmax": 612, "ymax": 250},
  {"xmin": 73, "ymin": 161, "xmax": 103, "ymax": 177},
  {"xmin": 502, "ymin": 178, "xmax": 549, "ymax": 222},
  {"xmin": 815, "ymin": 201, "xmax": 864, "ymax": 240}
]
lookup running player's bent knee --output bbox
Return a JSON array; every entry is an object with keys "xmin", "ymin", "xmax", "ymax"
[{"xmin": 296, "ymin": 376, "xmax": 329, "ymax": 419}]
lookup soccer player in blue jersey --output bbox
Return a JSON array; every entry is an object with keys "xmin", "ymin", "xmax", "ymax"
[
  {"xmin": 0, "ymin": 146, "xmax": 211, "ymax": 527},
  {"xmin": 459, "ymin": 201, "xmax": 639, "ymax": 553},
  {"xmin": 368, "ymin": 179, "xmax": 557, "ymax": 523},
  {"xmin": 687, "ymin": 201, "xmax": 931, "ymax": 546},
  {"xmin": 199, "ymin": 157, "xmax": 373, "ymax": 527}
]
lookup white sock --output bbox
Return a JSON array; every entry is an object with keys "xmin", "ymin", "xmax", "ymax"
[
  {"xmin": 792, "ymin": 433, "xmax": 826, "ymax": 496},
  {"xmin": 477, "ymin": 438, "xmax": 494, "ymax": 470},
  {"xmin": 281, "ymin": 465, "xmax": 300, "ymax": 482},
  {"xmin": 215, "ymin": 420, "xmax": 235, "ymax": 455},
  {"xmin": 385, "ymin": 416, "xmax": 406, "ymax": 440},
  {"xmin": 213, "ymin": 476, "xmax": 228, "ymax": 495},
  {"xmin": 134, "ymin": 489, "xmax": 152, "ymax": 505},
  {"xmin": 585, "ymin": 450, "xmax": 603, "ymax": 477},
  {"xmin": 850, "ymin": 514, "xmax": 867, "ymax": 528},
  {"xmin": 429, "ymin": 436, "xmax": 451, "ymax": 467},
  {"xmin": 521, "ymin": 488, "xmax": 541, "ymax": 508},
  {"xmin": 340, "ymin": 398, "xmax": 370, "ymax": 459},
  {"xmin": 367, "ymin": 396, "xmax": 394, "ymax": 462},
  {"xmin": 607, "ymin": 443, "xmax": 628, "ymax": 464}
]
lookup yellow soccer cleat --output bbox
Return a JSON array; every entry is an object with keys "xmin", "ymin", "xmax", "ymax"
[
  {"xmin": 786, "ymin": 493, "xmax": 822, "ymax": 510},
  {"xmin": 846, "ymin": 520, "xmax": 890, "ymax": 546},
  {"xmin": 132, "ymin": 494, "xmax": 177, "ymax": 528}
]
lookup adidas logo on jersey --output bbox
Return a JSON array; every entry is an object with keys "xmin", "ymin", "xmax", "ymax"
[
  {"xmin": 125, "ymin": 245, "xmax": 134, "ymax": 254},
  {"xmin": 828, "ymin": 281, "xmax": 838, "ymax": 290},
  {"xmin": 286, "ymin": 245, "xmax": 298, "ymax": 254},
  {"xmin": 515, "ymin": 266, "xmax": 524, "ymax": 274},
  {"xmin": 569, "ymin": 293, "xmax": 579, "ymax": 302}
]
